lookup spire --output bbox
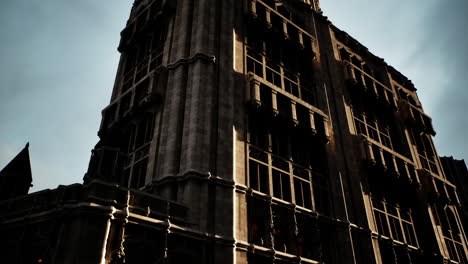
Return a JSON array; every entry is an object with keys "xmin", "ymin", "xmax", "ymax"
[{"xmin": 0, "ymin": 143, "xmax": 33, "ymax": 200}]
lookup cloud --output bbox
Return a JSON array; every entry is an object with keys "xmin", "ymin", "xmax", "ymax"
[
  {"xmin": 414, "ymin": 0, "xmax": 468, "ymax": 159},
  {"xmin": 321, "ymin": 0, "xmax": 468, "ymax": 161}
]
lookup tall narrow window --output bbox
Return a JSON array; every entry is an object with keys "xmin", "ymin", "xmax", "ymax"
[
  {"xmin": 247, "ymin": 198, "xmax": 325, "ymax": 262},
  {"xmin": 293, "ymin": 166, "xmax": 312, "ymax": 209},
  {"xmin": 121, "ymin": 19, "xmax": 167, "ymax": 95},
  {"xmin": 296, "ymin": 214, "xmax": 321, "ymax": 260},
  {"xmin": 247, "ymin": 114, "xmax": 329, "ymax": 213},
  {"xmin": 249, "ymin": 157, "xmax": 269, "ymax": 194},
  {"xmin": 410, "ymin": 129, "xmax": 438, "ymax": 174},
  {"xmin": 130, "ymin": 158, "xmax": 148, "ymax": 189},
  {"xmin": 371, "ymin": 198, "xmax": 418, "ymax": 247},
  {"xmin": 124, "ymin": 112, "xmax": 155, "ymax": 188},
  {"xmin": 272, "ymin": 169, "xmax": 291, "ymax": 202},
  {"xmin": 433, "ymin": 205, "xmax": 468, "ymax": 263},
  {"xmin": 248, "ymin": 197, "xmax": 271, "ymax": 247},
  {"xmin": 272, "ymin": 205, "xmax": 295, "ymax": 254}
]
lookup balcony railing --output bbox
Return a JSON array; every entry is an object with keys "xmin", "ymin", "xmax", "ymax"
[
  {"xmin": 248, "ymin": 74, "xmax": 330, "ymax": 140},
  {"xmin": 361, "ymin": 136, "xmax": 461, "ymax": 205},
  {"xmin": 418, "ymin": 151, "xmax": 439, "ymax": 175},
  {"xmin": 361, "ymin": 137, "xmax": 420, "ymax": 185},
  {"xmin": 344, "ymin": 61, "xmax": 398, "ymax": 109},
  {"xmin": 246, "ymin": 47, "xmax": 315, "ymax": 106},
  {"xmin": 419, "ymin": 170, "xmax": 460, "ymax": 205},
  {"xmin": 0, "ymin": 181, "xmax": 188, "ymax": 225},
  {"xmin": 248, "ymin": 0, "xmax": 315, "ymax": 50},
  {"xmin": 399, "ymin": 100, "xmax": 436, "ymax": 136},
  {"xmin": 353, "ymin": 112, "xmax": 393, "ymax": 150}
]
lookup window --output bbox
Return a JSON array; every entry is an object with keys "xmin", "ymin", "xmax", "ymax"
[
  {"xmin": 121, "ymin": 22, "xmax": 166, "ymax": 93},
  {"xmin": 397, "ymin": 88, "xmax": 420, "ymax": 109},
  {"xmin": 293, "ymin": 166, "xmax": 312, "ymax": 209},
  {"xmin": 433, "ymin": 205, "xmax": 468, "ymax": 263},
  {"xmin": 409, "ymin": 129, "xmax": 438, "ymax": 174},
  {"xmin": 340, "ymin": 46, "xmax": 394, "ymax": 105},
  {"xmin": 247, "ymin": 114, "xmax": 328, "ymax": 212},
  {"xmin": 129, "ymin": 158, "xmax": 148, "ymax": 189},
  {"xmin": 127, "ymin": 113, "xmax": 155, "ymax": 152},
  {"xmin": 378, "ymin": 240, "xmax": 421, "ymax": 264},
  {"xmin": 247, "ymin": 197, "xmax": 324, "ymax": 262},
  {"xmin": 296, "ymin": 214, "xmax": 321, "ymax": 260},
  {"xmin": 339, "ymin": 47, "xmax": 351, "ymax": 62},
  {"xmin": 248, "ymin": 197, "xmax": 272, "ymax": 247},
  {"xmin": 371, "ymin": 198, "xmax": 418, "ymax": 247},
  {"xmin": 272, "ymin": 167, "xmax": 291, "ymax": 202},
  {"xmin": 353, "ymin": 110, "xmax": 393, "ymax": 149},
  {"xmin": 251, "ymin": 0, "xmax": 306, "ymax": 32},
  {"xmin": 124, "ymin": 113, "xmax": 155, "ymax": 189},
  {"xmin": 272, "ymin": 205, "xmax": 295, "ymax": 253},
  {"xmin": 245, "ymin": 26, "xmax": 316, "ymax": 106}
]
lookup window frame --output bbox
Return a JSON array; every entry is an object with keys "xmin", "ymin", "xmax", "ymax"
[
  {"xmin": 370, "ymin": 197, "xmax": 419, "ymax": 248},
  {"xmin": 352, "ymin": 109, "xmax": 393, "ymax": 150}
]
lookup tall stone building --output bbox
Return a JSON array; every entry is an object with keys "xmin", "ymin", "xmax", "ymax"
[{"xmin": 1, "ymin": 0, "xmax": 468, "ymax": 263}]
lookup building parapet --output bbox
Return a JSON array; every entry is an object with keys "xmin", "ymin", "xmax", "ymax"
[{"xmin": 0, "ymin": 181, "xmax": 188, "ymax": 226}]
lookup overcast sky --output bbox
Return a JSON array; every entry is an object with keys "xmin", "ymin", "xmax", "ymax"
[{"xmin": 0, "ymin": 0, "xmax": 466, "ymax": 192}]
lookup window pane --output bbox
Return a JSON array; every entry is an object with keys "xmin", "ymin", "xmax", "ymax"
[
  {"xmin": 249, "ymin": 160, "xmax": 269, "ymax": 194},
  {"xmin": 273, "ymin": 170, "xmax": 291, "ymax": 202},
  {"xmin": 403, "ymin": 222, "xmax": 417, "ymax": 247},
  {"xmin": 313, "ymin": 173, "xmax": 329, "ymax": 214},
  {"xmin": 456, "ymin": 242, "xmax": 468, "ymax": 263},
  {"xmin": 389, "ymin": 216, "xmax": 403, "ymax": 242},
  {"xmin": 249, "ymin": 147, "xmax": 268, "ymax": 163},
  {"xmin": 375, "ymin": 211, "xmax": 390, "ymax": 237},
  {"xmin": 294, "ymin": 178, "xmax": 312, "ymax": 209},
  {"xmin": 281, "ymin": 172, "xmax": 292, "ymax": 202},
  {"xmin": 130, "ymin": 158, "xmax": 148, "ymax": 189},
  {"xmin": 248, "ymin": 198, "xmax": 271, "ymax": 247},
  {"xmin": 372, "ymin": 198, "xmax": 384, "ymax": 210},
  {"xmin": 387, "ymin": 204, "xmax": 398, "ymax": 216},
  {"xmin": 294, "ymin": 178, "xmax": 303, "ymax": 206}
]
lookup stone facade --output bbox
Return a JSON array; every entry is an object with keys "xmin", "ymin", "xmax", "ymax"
[{"xmin": 1, "ymin": 0, "xmax": 468, "ymax": 263}]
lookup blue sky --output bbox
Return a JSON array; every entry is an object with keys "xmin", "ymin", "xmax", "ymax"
[{"xmin": 0, "ymin": 0, "xmax": 466, "ymax": 192}]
